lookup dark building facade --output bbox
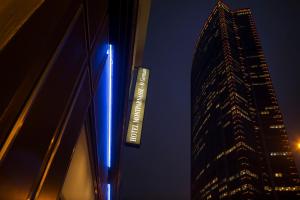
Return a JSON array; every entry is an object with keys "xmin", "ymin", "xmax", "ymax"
[
  {"xmin": 0, "ymin": 0, "xmax": 150, "ymax": 199},
  {"xmin": 191, "ymin": 1, "xmax": 300, "ymax": 200}
]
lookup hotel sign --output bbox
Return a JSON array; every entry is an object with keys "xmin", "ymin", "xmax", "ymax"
[{"xmin": 126, "ymin": 67, "xmax": 150, "ymax": 146}]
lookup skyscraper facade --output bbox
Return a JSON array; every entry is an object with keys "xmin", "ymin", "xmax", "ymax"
[{"xmin": 191, "ymin": 2, "xmax": 300, "ymax": 200}]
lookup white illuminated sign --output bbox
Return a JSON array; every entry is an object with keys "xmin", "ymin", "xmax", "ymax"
[{"xmin": 126, "ymin": 67, "xmax": 149, "ymax": 146}]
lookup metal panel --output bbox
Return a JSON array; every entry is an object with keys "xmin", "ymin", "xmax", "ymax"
[
  {"xmin": 85, "ymin": 0, "xmax": 108, "ymax": 46},
  {"xmin": 0, "ymin": 0, "xmax": 81, "ymax": 148},
  {"xmin": 0, "ymin": 6, "xmax": 87, "ymax": 199},
  {"xmin": 37, "ymin": 69, "xmax": 92, "ymax": 199}
]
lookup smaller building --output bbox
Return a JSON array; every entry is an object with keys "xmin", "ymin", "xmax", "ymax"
[{"xmin": 0, "ymin": 0, "xmax": 151, "ymax": 199}]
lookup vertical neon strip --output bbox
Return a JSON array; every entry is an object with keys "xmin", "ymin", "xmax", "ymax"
[
  {"xmin": 107, "ymin": 184, "xmax": 111, "ymax": 200},
  {"xmin": 108, "ymin": 44, "xmax": 113, "ymax": 168}
]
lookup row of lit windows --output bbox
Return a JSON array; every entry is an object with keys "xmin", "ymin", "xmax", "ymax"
[
  {"xmin": 206, "ymin": 101, "xmax": 213, "ymax": 112},
  {"xmin": 265, "ymin": 106, "xmax": 279, "ymax": 110},
  {"xmin": 274, "ymin": 173, "xmax": 283, "ymax": 178},
  {"xmin": 233, "ymin": 74, "xmax": 247, "ymax": 86},
  {"xmin": 215, "ymin": 141, "xmax": 255, "ymax": 161},
  {"xmin": 273, "ymin": 114, "xmax": 281, "ymax": 119},
  {"xmin": 235, "ymin": 92, "xmax": 248, "ymax": 104},
  {"xmin": 240, "ymin": 169, "xmax": 258, "ymax": 179},
  {"xmin": 202, "ymin": 173, "xmax": 258, "ymax": 199},
  {"xmin": 200, "ymin": 70, "xmax": 219, "ymax": 93},
  {"xmin": 203, "ymin": 176, "xmax": 259, "ymax": 199},
  {"xmin": 264, "ymin": 186, "xmax": 300, "ymax": 192},
  {"xmin": 230, "ymin": 104, "xmax": 248, "ymax": 116},
  {"xmin": 195, "ymin": 151, "xmax": 214, "ymax": 181},
  {"xmin": 219, "ymin": 183, "xmax": 255, "ymax": 199},
  {"xmin": 198, "ymin": 9, "xmax": 218, "ymax": 47},
  {"xmin": 260, "ymin": 110, "xmax": 282, "ymax": 119},
  {"xmin": 199, "ymin": 69, "xmax": 225, "ymax": 99},
  {"xmin": 192, "ymin": 139, "xmax": 206, "ymax": 157},
  {"xmin": 206, "ymin": 90, "xmax": 217, "ymax": 102},
  {"xmin": 270, "ymin": 152, "xmax": 291, "ymax": 156},
  {"xmin": 227, "ymin": 169, "xmax": 258, "ymax": 183},
  {"xmin": 269, "ymin": 124, "xmax": 284, "ymax": 129},
  {"xmin": 252, "ymin": 82, "xmax": 269, "ymax": 86},
  {"xmin": 232, "ymin": 109, "xmax": 251, "ymax": 121},
  {"xmin": 250, "ymin": 74, "xmax": 269, "ymax": 79},
  {"xmin": 202, "ymin": 182, "xmax": 219, "ymax": 199},
  {"xmin": 200, "ymin": 177, "xmax": 218, "ymax": 194},
  {"xmin": 219, "ymin": 185, "xmax": 227, "ymax": 193},
  {"xmin": 219, "ymin": 191, "xmax": 228, "ymax": 199},
  {"xmin": 221, "ymin": 100, "xmax": 230, "ymax": 110},
  {"xmin": 218, "ymin": 1, "xmax": 230, "ymax": 12},
  {"xmin": 222, "ymin": 121, "xmax": 231, "ymax": 128},
  {"xmin": 236, "ymin": 11, "xmax": 251, "ymax": 16},
  {"xmin": 192, "ymin": 115, "xmax": 201, "ymax": 135},
  {"xmin": 260, "ymin": 111, "xmax": 269, "ymax": 115},
  {"xmin": 227, "ymin": 71, "xmax": 246, "ymax": 85},
  {"xmin": 196, "ymin": 169, "xmax": 205, "ymax": 181},
  {"xmin": 198, "ymin": 170, "xmax": 258, "ymax": 196},
  {"xmin": 194, "ymin": 143, "xmax": 206, "ymax": 159},
  {"xmin": 194, "ymin": 113, "xmax": 211, "ymax": 139}
]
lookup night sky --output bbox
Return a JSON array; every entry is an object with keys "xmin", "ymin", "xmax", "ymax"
[{"xmin": 120, "ymin": 1, "xmax": 300, "ymax": 199}]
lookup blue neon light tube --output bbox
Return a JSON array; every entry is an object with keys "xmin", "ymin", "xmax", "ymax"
[
  {"xmin": 107, "ymin": 44, "xmax": 113, "ymax": 168},
  {"xmin": 107, "ymin": 184, "xmax": 111, "ymax": 200}
]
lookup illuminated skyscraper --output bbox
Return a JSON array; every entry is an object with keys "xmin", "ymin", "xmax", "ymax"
[{"xmin": 191, "ymin": 1, "xmax": 300, "ymax": 199}]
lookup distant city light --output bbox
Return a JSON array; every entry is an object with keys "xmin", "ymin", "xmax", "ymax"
[{"xmin": 297, "ymin": 143, "xmax": 300, "ymax": 150}]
